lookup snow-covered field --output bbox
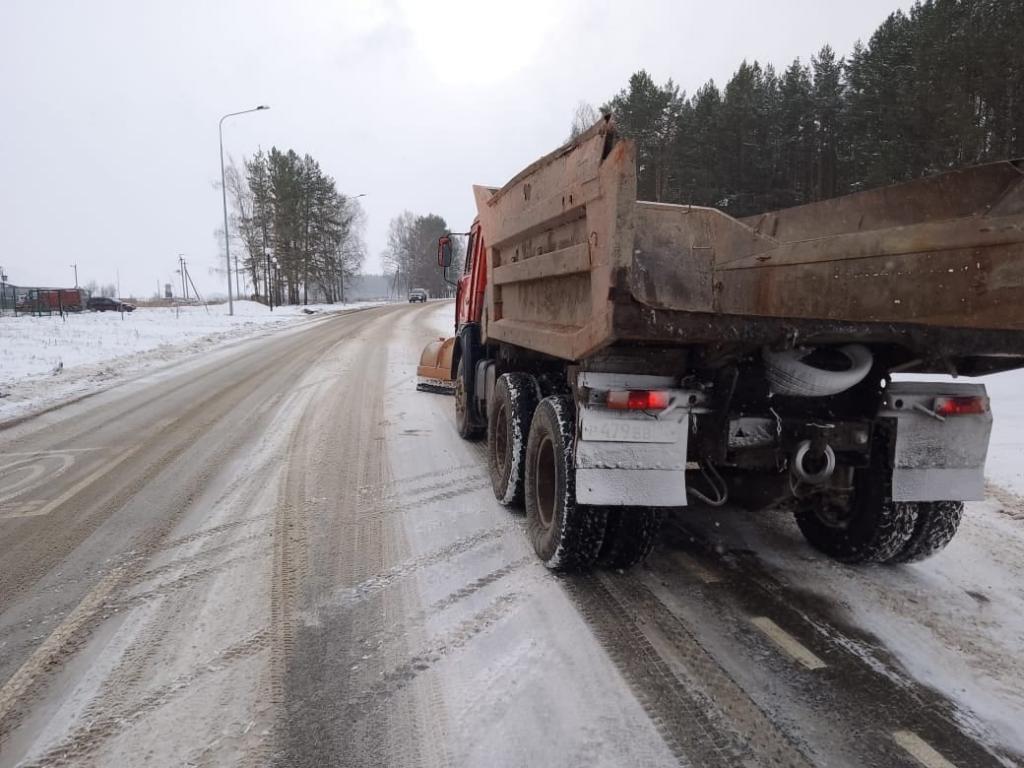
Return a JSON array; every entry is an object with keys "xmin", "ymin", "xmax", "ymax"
[{"xmin": 0, "ymin": 300, "xmax": 382, "ymax": 422}]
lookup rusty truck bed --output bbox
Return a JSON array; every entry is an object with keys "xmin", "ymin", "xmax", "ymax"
[{"xmin": 473, "ymin": 116, "xmax": 1024, "ymax": 375}]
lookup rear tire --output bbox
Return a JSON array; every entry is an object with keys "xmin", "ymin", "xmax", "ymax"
[
  {"xmin": 889, "ymin": 501, "xmax": 964, "ymax": 563},
  {"xmin": 454, "ymin": 355, "xmax": 483, "ymax": 441},
  {"xmin": 794, "ymin": 495, "xmax": 917, "ymax": 564},
  {"xmin": 793, "ymin": 439, "xmax": 920, "ymax": 564},
  {"xmin": 525, "ymin": 396, "xmax": 607, "ymax": 570},
  {"xmin": 488, "ymin": 373, "xmax": 538, "ymax": 507},
  {"xmin": 599, "ymin": 508, "xmax": 664, "ymax": 569}
]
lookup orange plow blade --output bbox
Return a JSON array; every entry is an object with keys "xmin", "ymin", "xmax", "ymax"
[{"xmin": 416, "ymin": 336, "xmax": 456, "ymax": 394}]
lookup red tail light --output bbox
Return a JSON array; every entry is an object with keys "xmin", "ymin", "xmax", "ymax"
[
  {"xmin": 933, "ymin": 395, "xmax": 989, "ymax": 416},
  {"xmin": 606, "ymin": 390, "xmax": 670, "ymax": 411}
]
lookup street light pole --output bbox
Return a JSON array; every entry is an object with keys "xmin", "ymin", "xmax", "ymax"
[{"xmin": 220, "ymin": 105, "xmax": 269, "ymax": 316}]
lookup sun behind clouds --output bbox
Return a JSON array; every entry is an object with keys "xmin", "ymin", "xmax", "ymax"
[{"xmin": 397, "ymin": 0, "xmax": 568, "ymax": 86}]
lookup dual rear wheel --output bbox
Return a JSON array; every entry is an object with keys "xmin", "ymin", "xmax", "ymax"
[
  {"xmin": 794, "ymin": 482, "xmax": 964, "ymax": 564},
  {"xmin": 482, "ymin": 372, "xmax": 962, "ymax": 568},
  {"xmin": 487, "ymin": 376, "xmax": 661, "ymax": 571}
]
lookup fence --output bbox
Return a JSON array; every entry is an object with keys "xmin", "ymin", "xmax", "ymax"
[{"xmin": 0, "ymin": 284, "xmax": 89, "ymax": 316}]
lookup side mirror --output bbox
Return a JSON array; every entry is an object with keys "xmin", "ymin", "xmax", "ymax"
[{"xmin": 437, "ymin": 235, "xmax": 453, "ymax": 268}]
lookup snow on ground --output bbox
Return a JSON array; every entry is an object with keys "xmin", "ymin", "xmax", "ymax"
[
  {"xmin": 715, "ymin": 496, "xmax": 1024, "ymax": 757},
  {"xmin": 975, "ymin": 370, "xmax": 1024, "ymax": 496},
  {"xmin": 0, "ymin": 300, "xmax": 382, "ymax": 423},
  {"xmin": 697, "ymin": 367, "xmax": 1024, "ymax": 757}
]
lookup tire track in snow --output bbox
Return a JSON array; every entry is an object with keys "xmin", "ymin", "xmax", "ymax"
[
  {"xmin": 597, "ymin": 570, "xmax": 815, "ymax": 767},
  {"xmin": 332, "ymin": 557, "xmax": 533, "ymax": 675},
  {"xmin": 341, "ymin": 593, "xmax": 524, "ymax": 726},
  {"xmin": 359, "ymin": 473, "xmax": 489, "ymax": 508},
  {"xmin": 563, "ymin": 571, "xmax": 810, "ymax": 768},
  {"xmin": 357, "ymin": 463, "xmax": 485, "ymax": 496},
  {"xmin": 320, "ymin": 523, "xmax": 518, "ymax": 610},
  {"xmin": 19, "ymin": 628, "xmax": 271, "ymax": 767},
  {"xmin": 654, "ymin": 516, "xmax": 1017, "ymax": 768},
  {"xmin": 158, "ymin": 510, "xmax": 274, "ymax": 552}
]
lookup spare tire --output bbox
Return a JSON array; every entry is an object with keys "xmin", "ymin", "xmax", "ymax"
[{"xmin": 763, "ymin": 344, "xmax": 873, "ymax": 397}]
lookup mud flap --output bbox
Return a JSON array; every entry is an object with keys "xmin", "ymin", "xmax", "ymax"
[
  {"xmin": 881, "ymin": 382, "xmax": 991, "ymax": 501},
  {"xmin": 573, "ymin": 373, "xmax": 695, "ymax": 507}
]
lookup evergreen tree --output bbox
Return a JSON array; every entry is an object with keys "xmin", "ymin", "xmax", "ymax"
[
  {"xmin": 810, "ymin": 45, "xmax": 845, "ymax": 200},
  {"xmin": 605, "ymin": 71, "xmax": 683, "ymax": 202},
  {"xmin": 225, "ymin": 147, "xmax": 365, "ymax": 305},
  {"xmin": 594, "ymin": 0, "xmax": 1023, "ymax": 215},
  {"xmin": 778, "ymin": 59, "xmax": 816, "ymax": 206}
]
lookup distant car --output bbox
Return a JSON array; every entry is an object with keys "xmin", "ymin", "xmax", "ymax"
[
  {"xmin": 408, "ymin": 289, "xmax": 428, "ymax": 303},
  {"xmin": 87, "ymin": 297, "xmax": 136, "ymax": 312}
]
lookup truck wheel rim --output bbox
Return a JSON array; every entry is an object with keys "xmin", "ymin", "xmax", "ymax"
[
  {"xmin": 455, "ymin": 370, "xmax": 467, "ymax": 425},
  {"xmin": 535, "ymin": 435, "xmax": 556, "ymax": 529},
  {"xmin": 812, "ymin": 500, "xmax": 852, "ymax": 529},
  {"xmin": 494, "ymin": 402, "xmax": 509, "ymax": 475}
]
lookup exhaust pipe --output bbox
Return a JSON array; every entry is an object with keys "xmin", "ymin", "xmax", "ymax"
[{"xmin": 792, "ymin": 440, "xmax": 836, "ymax": 485}]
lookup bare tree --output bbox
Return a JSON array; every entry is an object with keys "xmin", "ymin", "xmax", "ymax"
[
  {"xmin": 568, "ymin": 101, "xmax": 601, "ymax": 140},
  {"xmin": 384, "ymin": 211, "xmax": 455, "ymax": 297}
]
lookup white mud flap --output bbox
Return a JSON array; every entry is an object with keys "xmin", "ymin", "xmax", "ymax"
[
  {"xmin": 882, "ymin": 382, "xmax": 992, "ymax": 502},
  {"xmin": 574, "ymin": 373, "xmax": 699, "ymax": 507}
]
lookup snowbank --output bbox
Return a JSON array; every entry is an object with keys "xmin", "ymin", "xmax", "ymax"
[{"xmin": 0, "ymin": 300, "xmax": 382, "ymax": 422}]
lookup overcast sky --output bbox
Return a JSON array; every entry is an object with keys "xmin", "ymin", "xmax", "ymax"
[{"xmin": 2, "ymin": 0, "xmax": 909, "ymax": 298}]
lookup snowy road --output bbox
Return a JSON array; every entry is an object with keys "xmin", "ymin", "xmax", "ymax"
[{"xmin": 0, "ymin": 301, "xmax": 1021, "ymax": 767}]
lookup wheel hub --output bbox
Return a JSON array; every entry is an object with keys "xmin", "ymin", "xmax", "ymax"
[
  {"xmin": 535, "ymin": 435, "xmax": 556, "ymax": 529},
  {"xmin": 494, "ymin": 403, "xmax": 509, "ymax": 475}
]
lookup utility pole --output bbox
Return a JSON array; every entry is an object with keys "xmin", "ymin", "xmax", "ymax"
[
  {"xmin": 178, "ymin": 254, "xmax": 189, "ymax": 300},
  {"xmin": 70, "ymin": 264, "xmax": 78, "ymax": 287}
]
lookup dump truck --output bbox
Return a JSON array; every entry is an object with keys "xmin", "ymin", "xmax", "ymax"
[{"xmin": 419, "ymin": 115, "xmax": 1024, "ymax": 570}]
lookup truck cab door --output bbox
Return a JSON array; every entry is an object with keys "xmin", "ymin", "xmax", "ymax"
[{"xmin": 456, "ymin": 225, "xmax": 482, "ymax": 327}]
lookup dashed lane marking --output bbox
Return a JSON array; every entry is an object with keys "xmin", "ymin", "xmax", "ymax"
[
  {"xmin": 749, "ymin": 616, "xmax": 827, "ymax": 671},
  {"xmin": 892, "ymin": 730, "xmax": 958, "ymax": 768}
]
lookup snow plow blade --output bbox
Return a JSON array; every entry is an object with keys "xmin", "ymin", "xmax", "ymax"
[{"xmin": 416, "ymin": 336, "xmax": 456, "ymax": 394}]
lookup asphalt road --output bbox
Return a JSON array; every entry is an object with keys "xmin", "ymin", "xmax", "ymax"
[{"xmin": 0, "ymin": 302, "xmax": 1020, "ymax": 768}]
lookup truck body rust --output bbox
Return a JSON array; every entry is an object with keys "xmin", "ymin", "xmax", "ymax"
[{"xmin": 473, "ymin": 116, "xmax": 1024, "ymax": 375}]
